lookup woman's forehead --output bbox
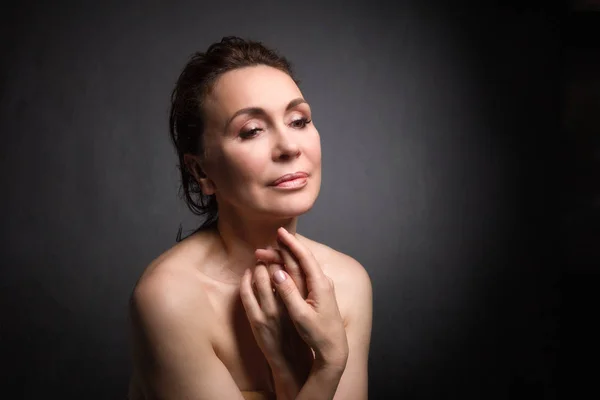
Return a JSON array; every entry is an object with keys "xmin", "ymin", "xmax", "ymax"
[{"xmin": 205, "ymin": 65, "xmax": 303, "ymax": 118}]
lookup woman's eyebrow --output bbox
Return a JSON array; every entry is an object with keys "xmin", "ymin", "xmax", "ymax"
[{"xmin": 223, "ymin": 97, "xmax": 308, "ymax": 131}]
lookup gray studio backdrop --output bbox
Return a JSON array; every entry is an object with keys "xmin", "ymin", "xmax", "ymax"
[{"xmin": 1, "ymin": 1, "xmax": 558, "ymax": 398}]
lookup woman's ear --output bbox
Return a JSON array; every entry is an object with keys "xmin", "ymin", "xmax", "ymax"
[{"xmin": 183, "ymin": 154, "xmax": 216, "ymax": 195}]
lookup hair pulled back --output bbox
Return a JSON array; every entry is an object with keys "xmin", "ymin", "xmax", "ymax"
[{"xmin": 169, "ymin": 36, "xmax": 297, "ymax": 240}]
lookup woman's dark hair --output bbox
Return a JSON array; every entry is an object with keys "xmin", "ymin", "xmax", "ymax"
[{"xmin": 169, "ymin": 36, "xmax": 298, "ymax": 241}]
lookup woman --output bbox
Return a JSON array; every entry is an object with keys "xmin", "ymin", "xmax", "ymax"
[{"xmin": 128, "ymin": 37, "xmax": 372, "ymax": 400}]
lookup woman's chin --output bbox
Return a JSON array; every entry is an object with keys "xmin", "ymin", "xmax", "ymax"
[
  {"xmin": 263, "ymin": 199, "xmax": 317, "ymax": 219},
  {"xmin": 275, "ymin": 205, "xmax": 315, "ymax": 219}
]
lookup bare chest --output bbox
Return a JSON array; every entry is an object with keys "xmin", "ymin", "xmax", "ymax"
[
  {"xmin": 199, "ymin": 250, "xmax": 351, "ymax": 392},
  {"xmin": 208, "ymin": 289, "xmax": 274, "ymax": 392}
]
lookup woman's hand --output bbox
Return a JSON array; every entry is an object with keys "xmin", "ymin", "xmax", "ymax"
[
  {"xmin": 255, "ymin": 245, "xmax": 308, "ymax": 299},
  {"xmin": 240, "ymin": 259, "xmax": 313, "ymax": 399},
  {"xmin": 269, "ymin": 227, "xmax": 348, "ymax": 370},
  {"xmin": 240, "ymin": 227, "xmax": 349, "ymax": 399}
]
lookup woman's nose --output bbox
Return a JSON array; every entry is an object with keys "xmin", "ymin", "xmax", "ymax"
[{"xmin": 272, "ymin": 129, "xmax": 301, "ymax": 161}]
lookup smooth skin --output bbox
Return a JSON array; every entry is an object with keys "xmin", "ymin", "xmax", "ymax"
[{"xmin": 128, "ymin": 231, "xmax": 371, "ymax": 400}]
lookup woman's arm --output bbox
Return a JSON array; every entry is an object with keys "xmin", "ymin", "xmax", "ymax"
[
  {"xmin": 129, "ymin": 267, "xmax": 246, "ymax": 400},
  {"xmin": 265, "ymin": 261, "xmax": 348, "ymax": 400},
  {"xmin": 332, "ymin": 258, "xmax": 372, "ymax": 400},
  {"xmin": 242, "ymin": 227, "xmax": 352, "ymax": 400},
  {"xmin": 256, "ymin": 249, "xmax": 373, "ymax": 400},
  {"xmin": 295, "ymin": 361, "xmax": 346, "ymax": 400}
]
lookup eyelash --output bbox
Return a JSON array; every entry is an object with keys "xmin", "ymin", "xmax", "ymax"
[{"xmin": 239, "ymin": 117, "xmax": 312, "ymax": 140}]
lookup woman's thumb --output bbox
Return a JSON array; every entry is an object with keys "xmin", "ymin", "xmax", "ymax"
[{"xmin": 272, "ymin": 270, "xmax": 305, "ymax": 318}]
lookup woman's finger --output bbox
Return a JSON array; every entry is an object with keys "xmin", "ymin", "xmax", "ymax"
[
  {"xmin": 256, "ymin": 245, "xmax": 307, "ymax": 298},
  {"xmin": 266, "ymin": 262, "xmax": 285, "ymax": 295},
  {"xmin": 270, "ymin": 269, "xmax": 309, "ymax": 321},
  {"xmin": 255, "ymin": 248, "xmax": 283, "ymax": 264},
  {"xmin": 265, "ymin": 263, "xmax": 288, "ymax": 315},
  {"xmin": 266, "ymin": 262, "xmax": 284, "ymax": 277},
  {"xmin": 254, "ymin": 262, "xmax": 278, "ymax": 316},
  {"xmin": 278, "ymin": 242, "xmax": 307, "ymax": 298},
  {"xmin": 276, "ymin": 227, "xmax": 325, "ymax": 282},
  {"xmin": 239, "ymin": 268, "xmax": 263, "ymax": 321}
]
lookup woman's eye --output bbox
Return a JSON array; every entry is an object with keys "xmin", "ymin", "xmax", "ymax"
[
  {"xmin": 290, "ymin": 117, "xmax": 312, "ymax": 129},
  {"xmin": 239, "ymin": 128, "xmax": 261, "ymax": 140}
]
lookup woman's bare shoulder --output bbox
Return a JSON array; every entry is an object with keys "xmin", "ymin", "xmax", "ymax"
[
  {"xmin": 127, "ymin": 231, "xmax": 244, "ymax": 399},
  {"xmin": 131, "ymin": 230, "xmax": 217, "ymax": 322},
  {"xmin": 297, "ymin": 234, "xmax": 370, "ymax": 287},
  {"xmin": 297, "ymin": 234, "xmax": 373, "ymax": 328},
  {"xmin": 139, "ymin": 230, "xmax": 214, "ymax": 280}
]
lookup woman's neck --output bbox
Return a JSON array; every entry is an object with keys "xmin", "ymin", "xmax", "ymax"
[{"xmin": 212, "ymin": 211, "xmax": 298, "ymax": 278}]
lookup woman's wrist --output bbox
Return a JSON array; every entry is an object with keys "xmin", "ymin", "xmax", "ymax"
[
  {"xmin": 268, "ymin": 358, "xmax": 303, "ymax": 396},
  {"xmin": 313, "ymin": 355, "xmax": 347, "ymax": 378},
  {"xmin": 290, "ymin": 360, "xmax": 345, "ymax": 400},
  {"xmin": 270, "ymin": 366, "xmax": 303, "ymax": 400},
  {"xmin": 314, "ymin": 345, "xmax": 348, "ymax": 374},
  {"xmin": 268, "ymin": 351, "xmax": 347, "ymax": 400}
]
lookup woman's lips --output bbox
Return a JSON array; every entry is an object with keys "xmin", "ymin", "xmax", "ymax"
[
  {"xmin": 269, "ymin": 171, "xmax": 309, "ymax": 186},
  {"xmin": 272, "ymin": 176, "xmax": 308, "ymax": 188}
]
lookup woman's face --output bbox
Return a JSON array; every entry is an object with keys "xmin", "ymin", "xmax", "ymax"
[{"xmin": 199, "ymin": 65, "xmax": 322, "ymax": 220}]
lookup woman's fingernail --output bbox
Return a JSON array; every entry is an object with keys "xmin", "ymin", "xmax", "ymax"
[{"xmin": 273, "ymin": 270, "xmax": 287, "ymax": 284}]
